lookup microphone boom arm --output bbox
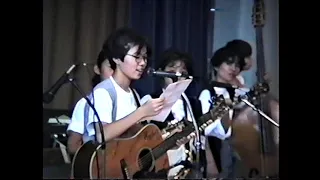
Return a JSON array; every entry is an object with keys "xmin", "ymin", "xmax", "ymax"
[{"xmin": 240, "ymin": 98, "xmax": 279, "ymax": 128}]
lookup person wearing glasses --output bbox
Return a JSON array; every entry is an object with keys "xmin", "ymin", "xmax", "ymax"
[
  {"xmin": 84, "ymin": 27, "xmax": 165, "ymax": 143},
  {"xmin": 72, "ymin": 28, "xmax": 166, "ymax": 178}
]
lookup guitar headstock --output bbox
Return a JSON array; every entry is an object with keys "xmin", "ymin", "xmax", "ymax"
[
  {"xmin": 251, "ymin": 82, "xmax": 270, "ymax": 97},
  {"xmin": 252, "ymin": 0, "xmax": 266, "ymax": 27},
  {"xmin": 197, "ymin": 95, "xmax": 230, "ymax": 133},
  {"xmin": 210, "ymin": 95, "xmax": 230, "ymax": 119}
]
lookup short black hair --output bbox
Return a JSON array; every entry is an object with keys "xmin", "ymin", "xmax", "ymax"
[
  {"xmin": 157, "ymin": 48, "xmax": 193, "ymax": 76},
  {"xmin": 210, "ymin": 47, "xmax": 243, "ymax": 75},
  {"xmin": 96, "ymin": 48, "xmax": 111, "ymax": 69},
  {"xmin": 225, "ymin": 39, "xmax": 252, "ymax": 59},
  {"xmin": 102, "ymin": 27, "xmax": 152, "ymax": 70},
  {"xmin": 91, "ymin": 74, "xmax": 101, "ymax": 88},
  {"xmin": 91, "ymin": 47, "xmax": 112, "ymax": 88}
]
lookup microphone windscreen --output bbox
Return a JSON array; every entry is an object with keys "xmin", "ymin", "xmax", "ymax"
[{"xmin": 147, "ymin": 67, "xmax": 155, "ymax": 75}]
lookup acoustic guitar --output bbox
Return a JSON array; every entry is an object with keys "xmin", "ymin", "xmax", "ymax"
[{"xmin": 71, "ymin": 95, "xmax": 230, "ymax": 179}]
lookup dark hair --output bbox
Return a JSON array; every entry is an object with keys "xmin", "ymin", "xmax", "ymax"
[
  {"xmin": 91, "ymin": 74, "xmax": 101, "ymax": 88},
  {"xmin": 102, "ymin": 27, "xmax": 152, "ymax": 70},
  {"xmin": 91, "ymin": 48, "xmax": 111, "ymax": 88},
  {"xmin": 210, "ymin": 47, "xmax": 243, "ymax": 76},
  {"xmin": 96, "ymin": 48, "xmax": 111, "ymax": 69},
  {"xmin": 225, "ymin": 39, "xmax": 252, "ymax": 70},
  {"xmin": 157, "ymin": 48, "xmax": 193, "ymax": 76},
  {"xmin": 225, "ymin": 39, "xmax": 252, "ymax": 58}
]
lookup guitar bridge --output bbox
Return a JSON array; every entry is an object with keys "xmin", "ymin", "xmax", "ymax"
[{"xmin": 120, "ymin": 159, "xmax": 130, "ymax": 179}]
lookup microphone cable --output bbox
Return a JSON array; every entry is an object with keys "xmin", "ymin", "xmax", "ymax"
[{"xmin": 83, "ymin": 63, "xmax": 104, "ymax": 178}]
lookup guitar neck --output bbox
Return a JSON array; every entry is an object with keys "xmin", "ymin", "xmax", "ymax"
[
  {"xmin": 152, "ymin": 112, "xmax": 214, "ymax": 160},
  {"xmin": 255, "ymin": 27, "xmax": 266, "ymax": 83},
  {"xmin": 253, "ymin": 0, "xmax": 276, "ymax": 154},
  {"xmin": 152, "ymin": 125, "xmax": 194, "ymax": 160}
]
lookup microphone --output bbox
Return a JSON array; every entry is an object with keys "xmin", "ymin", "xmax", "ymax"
[
  {"xmin": 147, "ymin": 68, "xmax": 193, "ymax": 79},
  {"xmin": 43, "ymin": 64, "xmax": 77, "ymax": 104}
]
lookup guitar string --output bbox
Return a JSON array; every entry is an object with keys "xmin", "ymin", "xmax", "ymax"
[
  {"xmin": 126, "ymin": 88, "xmax": 264, "ymax": 173},
  {"xmin": 136, "ymin": 120, "xmax": 201, "ymax": 169},
  {"xmin": 93, "ymin": 126, "xmax": 195, "ymax": 175},
  {"xmin": 130, "ymin": 100, "xmax": 234, "ymax": 172},
  {"xmin": 93, "ymin": 106, "xmax": 227, "ymax": 176},
  {"xmin": 126, "ymin": 128, "xmax": 191, "ymax": 172},
  {"xmin": 123, "ymin": 112, "xmax": 218, "ymax": 172}
]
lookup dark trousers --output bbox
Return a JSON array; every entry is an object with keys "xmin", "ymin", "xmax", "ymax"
[
  {"xmin": 43, "ymin": 164, "xmax": 71, "ymax": 179},
  {"xmin": 219, "ymin": 139, "xmax": 238, "ymax": 178},
  {"xmin": 207, "ymin": 137, "xmax": 238, "ymax": 179}
]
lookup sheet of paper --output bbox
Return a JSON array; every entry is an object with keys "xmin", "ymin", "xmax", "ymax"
[{"xmin": 151, "ymin": 79, "xmax": 192, "ymax": 122}]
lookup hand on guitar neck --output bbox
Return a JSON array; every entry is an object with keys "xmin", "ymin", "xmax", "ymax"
[{"xmin": 162, "ymin": 123, "xmax": 193, "ymax": 149}]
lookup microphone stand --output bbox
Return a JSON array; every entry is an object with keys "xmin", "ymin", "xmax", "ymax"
[
  {"xmin": 239, "ymin": 98, "xmax": 279, "ymax": 128},
  {"xmin": 186, "ymin": 101, "xmax": 202, "ymax": 179},
  {"xmin": 68, "ymin": 77, "xmax": 106, "ymax": 179},
  {"xmin": 172, "ymin": 76, "xmax": 202, "ymax": 178},
  {"xmin": 68, "ymin": 78, "xmax": 106, "ymax": 146},
  {"xmin": 241, "ymin": 93, "xmax": 278, "ymax": 178},
  {"xmin": 42, "ymin": 63, "xmax": 106, "ymax": 145}
]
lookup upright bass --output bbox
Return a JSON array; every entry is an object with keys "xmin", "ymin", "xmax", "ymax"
[{"xmin": 231, "ymin": 0, "xmax": 279, "ymax": 178}]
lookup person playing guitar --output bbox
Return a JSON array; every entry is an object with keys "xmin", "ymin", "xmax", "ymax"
[
  {"xmin": 139, "ymin": 49, "xmax": 208, "ymax": 178},
  {"xmin": 199, "ymin": 46, "xmax": 252, "ymax": 178},
  {"xmin": 212, "ymin": 39, "xmax": 279, "ymax": 178},
  {"xmin": 70, "ymin": 27, "xmax": 167, "ymax": 178},
  {"xmin": 70, "ymin": 28, "xmax": 229, "ymax": 179},
  {"xmin": 225, "ymin": 39, "xmax": 279, "ymax": 144}
]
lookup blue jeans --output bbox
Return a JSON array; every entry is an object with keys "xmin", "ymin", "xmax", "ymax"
[{"xmin": 219, "ymin": 138, "xmax": 238, "ymax": 179}]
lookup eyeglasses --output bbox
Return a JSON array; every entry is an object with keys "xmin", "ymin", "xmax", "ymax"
[{"xmin": 127, "ymin": 54, "xmax": 148, "ymax": 63}]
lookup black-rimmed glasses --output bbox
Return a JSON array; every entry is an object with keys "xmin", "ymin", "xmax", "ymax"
[{"xmin": 127, "ymin": 54, "xmax": 148, "ymax": 63}]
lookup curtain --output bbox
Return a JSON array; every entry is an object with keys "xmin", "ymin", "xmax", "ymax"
[
  {"xmin": 43, "ymin": 0, "xmax": 130, "ymax": 110},
  {"xmin": 129, "ymin": 0, "xmax": 214, "ymax": 98}
]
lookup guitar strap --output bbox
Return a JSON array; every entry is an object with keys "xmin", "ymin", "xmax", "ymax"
[
  {"xmin": 83, "ymin": 78, "xmax": 141, "ymax": 143},
  {"xmin": 131, "ymin": 88, "xmax": 141, "ymax": 107},
  {"xmin": 83, "ymin": 78, "xmax": 117, "ymax": 143}
]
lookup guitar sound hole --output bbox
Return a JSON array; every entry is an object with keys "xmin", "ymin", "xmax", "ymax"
[{"xmin": 138, "ymin": 148, "xmax": 155, "ymax": 172}]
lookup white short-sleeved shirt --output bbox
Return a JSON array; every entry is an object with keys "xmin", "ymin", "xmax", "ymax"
[
  {"xmin": 86, "ymin": 77, "xmax": 139, "ymax": 139},
  {"xmin": 199, "ymin": 87, "xmax": 233, "ymax": 140},
  {"xmin": 67, "ymin": 76, "xmax": 139, "ymax": 143},
  {"xmin": 67, "ymin": 98, "xmax": 87, "ymax": 134},
  {"xmin": 67, "ymin": 97, "xmax": 95, "ymax": 142}
]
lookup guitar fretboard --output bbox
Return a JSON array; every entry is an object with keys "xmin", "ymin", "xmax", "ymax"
[{"xmin": 152, "ymin": 111, "xmax": 216, "ymax": 160}]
